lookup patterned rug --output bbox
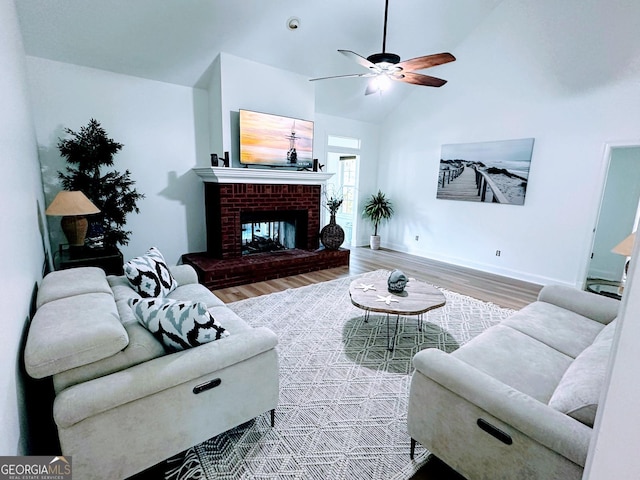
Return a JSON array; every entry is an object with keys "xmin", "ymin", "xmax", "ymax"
[{"xmin": 166, "ymin": 270, "xmax": 515, "ymax": 479}]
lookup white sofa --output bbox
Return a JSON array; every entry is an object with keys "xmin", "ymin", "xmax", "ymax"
[
  {"xmin": 24, "ymin": 265, "xmax": 279, "ymax": 480},
  {"xmin": 408, "ymin": 285, "xmax": 620, "ymax": 480}
]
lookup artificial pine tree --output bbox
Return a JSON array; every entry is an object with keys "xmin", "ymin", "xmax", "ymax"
[{"xmin": 57, "ymin": 119, "xmax": 144, "ymax": 248}]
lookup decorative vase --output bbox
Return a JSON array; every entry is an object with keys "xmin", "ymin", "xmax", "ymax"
[
  {"xmin": 370, "ymin": 235, "xmax": 381, "ymax": 250},
  {"xmin": 320, "ymin": 213, "xmax": 345, "ymax": 250}
]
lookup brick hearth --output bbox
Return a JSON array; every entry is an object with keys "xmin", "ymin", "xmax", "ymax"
[
  {"xmin": 182, "ymin": 248, "xmax": 350, "ymax": 290},
  {"xmin": 183, "ymin": 169, "xmax": 350, "ymax": 288}
]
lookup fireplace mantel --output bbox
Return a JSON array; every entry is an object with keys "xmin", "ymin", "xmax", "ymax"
[{"xmin": 193, "ymin": 167, "xmax": 333, "ymax": 185}]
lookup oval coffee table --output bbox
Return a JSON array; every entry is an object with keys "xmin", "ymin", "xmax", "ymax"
[{"xmin": 349, "ymin": 274, "xmax": 446, "ymax": 351}]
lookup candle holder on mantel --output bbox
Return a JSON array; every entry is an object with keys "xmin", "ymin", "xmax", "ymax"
[{"xmin": 210, "ymin": 151, "xmax": 230, "ymax": 167}]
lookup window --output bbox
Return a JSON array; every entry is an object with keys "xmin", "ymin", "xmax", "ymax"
[
  {"xmin": 328, "ymin": 135, "xmax": 361, "ymax": 150},
  {"xmin": 339, "ymin": 156, "xmax": 357, "ymax": 215}
]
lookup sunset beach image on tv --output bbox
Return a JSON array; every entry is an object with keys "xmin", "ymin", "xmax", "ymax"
[
  {"xmin": 239, "ymin": 109, "xmax": 314, "ymax": 167},
  {"xmin": 437, "ymin": 138, "xmax": 535, "ymax": 205}
]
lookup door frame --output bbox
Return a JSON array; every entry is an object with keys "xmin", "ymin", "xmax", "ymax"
[
  {"xmin": 325, "ymin": 150, "xmax": 361, "ymax": 247},
  {"xmin": 582, "ymin": 140, "xmax": 640, "ymax": 288}
]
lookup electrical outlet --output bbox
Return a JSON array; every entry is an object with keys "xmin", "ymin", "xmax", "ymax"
[
  {"xmin": 496, "ymin": 250, "xmax": 501, "ymax": 256},
  {"xmin": 415, "ymin": 235, "xmax": 419, "ymax": 241}
]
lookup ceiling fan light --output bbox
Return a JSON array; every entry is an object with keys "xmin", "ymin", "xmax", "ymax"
[{"xmin": 370, "ymin": 74, "xmax": 392, "ymax": 93}]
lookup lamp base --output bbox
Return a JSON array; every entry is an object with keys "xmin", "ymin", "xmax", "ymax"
[{"xmin": 61, "ymin": 215, "xmax": 88, "ymax": 247}]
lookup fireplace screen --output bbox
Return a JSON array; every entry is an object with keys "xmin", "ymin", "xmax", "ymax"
[{"xmin": 242, "ymin": 220, "xmax": 297, "ymax": 255}]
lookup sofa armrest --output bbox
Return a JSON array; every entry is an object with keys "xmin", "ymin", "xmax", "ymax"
[
  {"xmin": 53, "ymin": 326, "xmax": 278, "ymax": 429},
  {"xmin": 412, "ymin": 348, "xmax": 592, "ymax": 466},
  {"xmin": 537, "ymin": 285, "xmax": 620, "ymax": 324},
  {"xmin": 169, "ymin": 264, "xmax": 199, "ymax": 286}
]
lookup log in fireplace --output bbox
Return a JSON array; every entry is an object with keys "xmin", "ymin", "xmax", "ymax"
[{"xmin": 241, "ymin": 210, "xmax": 306, "ymax": 255}]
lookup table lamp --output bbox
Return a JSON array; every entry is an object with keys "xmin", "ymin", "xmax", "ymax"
[
  {"xmin": 612, "ymin": 232, "xmax": 636, "ymax": 258},
  {"xmin": 611, "ymin": 231, "xmax": 636, "ymax": 294},
  {"xmin": 45, "ymin": 191, "xmax": 101, "ymax": 247}
]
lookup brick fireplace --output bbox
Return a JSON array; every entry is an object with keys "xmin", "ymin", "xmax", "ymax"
[
  {"xmin": 183, "ymin": 168, "xmax": 350, "ymax": 289},
  {"xmin": 205, "ymin": 182, "xmax": 321, "ymax": 259}
]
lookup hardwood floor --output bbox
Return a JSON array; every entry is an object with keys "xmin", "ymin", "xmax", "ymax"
[{"xmin": 213, "ymin": 246, "xmax": 542, "ymax": 309}]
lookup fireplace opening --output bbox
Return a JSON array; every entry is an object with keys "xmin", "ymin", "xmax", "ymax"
[
  {"xmin": 240, "ymin": 210, "xmax": 308, "ymax": 256},
  {"xmin": 242, "ymin": 220, "xmax": 295, "ymax": 255}
]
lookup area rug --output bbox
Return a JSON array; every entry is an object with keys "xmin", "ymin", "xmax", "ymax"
[{"xmin": 166, "ymin": 270, "xmax": 515, "ymax": 480}]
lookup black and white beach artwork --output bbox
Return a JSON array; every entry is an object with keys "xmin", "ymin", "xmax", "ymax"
[{"xmin": 437, "ymin": 138, "xmax": 535, "ymax": 205}]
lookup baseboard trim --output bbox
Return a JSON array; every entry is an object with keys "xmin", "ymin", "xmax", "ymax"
[{"xmin": 384, "ymin": 242, "xmax": 577, "ymax": 288}]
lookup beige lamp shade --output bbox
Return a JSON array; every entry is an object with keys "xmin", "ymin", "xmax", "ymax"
[
  {"xmin": 612, "ymin": 232, "xmax": 636, "ymax": 257},
  {"xmin": 45, "ymin": 191, "xmax": 101, "ymax": 216},
  {"xmin": 46, "ymin": 191, "xmax": 100, "ymax": 246}
]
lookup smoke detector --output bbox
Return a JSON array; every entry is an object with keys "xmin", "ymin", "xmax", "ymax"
[{"xmin": 287, "ymin": 17, "xmax": 301, "ymax": 30}]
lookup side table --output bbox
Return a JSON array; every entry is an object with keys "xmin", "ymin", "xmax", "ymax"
[
  {"xmin": 585, "ymin": 280, "xmax": 623, "ymax": 300},
  {"xmin": 56, "ymin": 245, "xmax": 124, "ymax": 276}
]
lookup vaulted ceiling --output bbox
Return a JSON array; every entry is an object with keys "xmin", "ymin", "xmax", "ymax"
[{"xmin": 15, "ymin": 0, "xmax": 502, "ymax": 123}]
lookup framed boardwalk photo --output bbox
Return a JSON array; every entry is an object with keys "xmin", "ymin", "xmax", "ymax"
[{"xmin": 437, "ymin": 138, "xmax": 535, "ymax": 205}]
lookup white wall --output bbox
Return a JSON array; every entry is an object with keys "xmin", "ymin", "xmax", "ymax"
[
  {"xmin": 25, "ymin": 58, "xmax": 209, "ymax": 264},
  {"xmin": 211, "ymin": 53, "xmax": 315, "ymax": 167},
  {"xmin": 377, "ymin": 0, "xmax": 640, "ymax": 287},
  {"xmin": 0, "ymin": 1, "xmax": 47, "ymax": 455},
  {"xmin": 207, "ymin": 55, "xmax": 223, "ymax": 157}
]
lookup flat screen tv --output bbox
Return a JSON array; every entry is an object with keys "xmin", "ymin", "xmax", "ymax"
[{"xmin": 239, "ymin": 109, "xmax": 314, "ymax": 168}]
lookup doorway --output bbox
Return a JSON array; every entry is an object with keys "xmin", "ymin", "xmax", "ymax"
[
  {"xmin": 586, "ymin": 144, "xmax": 640, "ymax": 291},
  {"xmin": 325, "ymin": 135, "xmax": 361, "ymax": 247},
  {"xmin": 326, "ymin": 153, "xmax": 359, "ymax": 247}
]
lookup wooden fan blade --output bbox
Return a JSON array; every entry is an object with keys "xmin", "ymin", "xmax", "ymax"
[
  {"xmin": 393, "ymin": 72, "xmax": 448, "ymax": 87},
  {"xmin": 338, "ymin": 50, "xmax": 379, "ymax": 71},
  {"xmin": 396, "ymin": 53, "xmax": 456, "ymax": 72},
  {"xmin": 309, "ymin": 72, "xmax": 376, "ymax": 82}
]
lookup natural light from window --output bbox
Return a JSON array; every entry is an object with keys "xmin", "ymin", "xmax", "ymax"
[
  {"xmin": 340, "ymin": 156, "xmax": 356, "ymax": 216},
  {"xmin": 328, "ymin": 135, "xmax": 361, "ymax": 150}
]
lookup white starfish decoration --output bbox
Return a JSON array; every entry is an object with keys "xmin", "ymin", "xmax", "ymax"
[
  {"xmin": 355, "ymin": 283, "xmax": 376, "ymax": 292},
  {"xmin": 375, "ymin": 294, "xmax": 400, "ymax": 305}
]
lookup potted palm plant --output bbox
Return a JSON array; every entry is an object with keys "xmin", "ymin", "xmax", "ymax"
[{"xmin": 362, "ymin": 190, "xmax": 394, "ymax": 250}]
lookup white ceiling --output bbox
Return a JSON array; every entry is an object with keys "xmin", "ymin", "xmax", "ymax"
[{"xmin": 15, "ymin": 0, "xmax": 502, "ymax": 123}]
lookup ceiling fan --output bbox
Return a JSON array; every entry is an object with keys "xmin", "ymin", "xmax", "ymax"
[{"xmin": 310, "ymin": 0, "xmax": 456, "ymax": 95}]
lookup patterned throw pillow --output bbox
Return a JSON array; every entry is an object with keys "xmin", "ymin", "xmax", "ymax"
[
  {"xmin": 124, "ymin": 247, "xmax": 178, "ymax": 298},
  {"xmin": 129, "ymin": 297, "xmax": 229, "ymax": 351}
]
